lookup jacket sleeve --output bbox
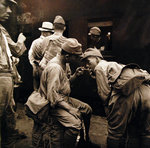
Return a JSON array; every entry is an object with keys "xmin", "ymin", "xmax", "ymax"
[
  {"xmin": 28, "ymin": 41, "xmax": 35, "ymax": 66},
  {"xmin": 28, "ymin": 40, "xmax": 41, "ymax": 66},
  {"xmin": 46, "ymin": 66, "xmax": 64, "ymax": 107},
  {"xmin": 96, "ymin": 69, "xmax": 111, "ymax": 105},
  {"xmin": 1, "ymin": 27, "xmax": 26, "ymax": 57}
]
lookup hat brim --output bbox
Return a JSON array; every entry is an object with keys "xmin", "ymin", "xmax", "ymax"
[
  {"xmin": 38, "ymin": 28, "xmax": 54, "ymax": 32},
  {"xmin": 88, "ymin": 32, "xmax": 101, "ymax": 36},
  {"xmin": 9, "ymin": 0, "xmax": 17, "ymax": 4},
  {"xmin": 81, "ymin": 54, "xmax": 103, "ymax": 61}
]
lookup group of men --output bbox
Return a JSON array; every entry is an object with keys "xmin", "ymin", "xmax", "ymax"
[
  {"xmin": 1, "ymin": 0, "xmax": 150, "ymax": 148},
  {"xmin": 27, "ymin": 15, "xmax": 93, "ymax": 148},
  {"xmin": 27, "ymin": 14, "xmax": 150, "ymax": 148}
]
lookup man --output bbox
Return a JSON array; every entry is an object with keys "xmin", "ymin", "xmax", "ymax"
[
  {"xmin": 28, "ymin": 21, "xmax": 54, "ymax": 91},
  {"xmin": 37, "ymin": 38, "xmax": 92, "ymax": 148},
  {"xmin": 0, "ymin": 0, "xmax": 27, "ymax": 147},
  {"xmin": 39, "ymin": 15, "xmax": 67, "ymax": 69},
  {"xmin": 81, "ymin": 48, "xmax": 150, "ymax": 148},
  {"xmin": 71, "ymin": 27, "xmax": 104, "ymax": 117},
  {"xmin": 88, "ymin": 26, "xmax": 105, "ymax": 51}
]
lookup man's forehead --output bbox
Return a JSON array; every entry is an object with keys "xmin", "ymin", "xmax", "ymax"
[{"xmin": 0, "ymin": 0, "xmax": 6, "ymax": 3}]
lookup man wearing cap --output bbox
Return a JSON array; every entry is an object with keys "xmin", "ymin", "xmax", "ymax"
[
  {"xmin": 81, "ymin": 48, "xmax": 150, "ymax": 148},
  {"xmin": 38, "ymin": 38, "xmax": 92, "ymax": 148},
  {"xmin": 39, "ymin": 15, "xmax": 67, "ymax": 69},
  {"xmin": 0, "ymin": 0, "xmax": 27, "ymax": 147},
  {"xmin": 88, "ymin": 26, "xmax": 105, "ymax": 52},
  {"xmin": 28, "ymin": 22, "xmax": 54, "ymax": 91}
]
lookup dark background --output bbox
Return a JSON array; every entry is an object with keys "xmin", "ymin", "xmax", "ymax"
[{"xmin": 3, "ymin": 0, "xmax": 150, "ymax": 115}]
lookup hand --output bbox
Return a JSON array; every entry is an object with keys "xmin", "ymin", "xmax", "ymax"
[
  {"xmin": 145, "ymin": 75, "xmax": 150, "ymax": 84},
  {"xmin": 78, "ymin": 103, "xmax": 92, "ymax": 115},
  {"xmin": 39, "ymin": 58, "xmax": 47, "ymax": 69},
  {"xmin": 75, "ymin": 67, "xmax": 85, "ymax": 76},
  {"xmin": 84, "ymin": 67, "xmax": 95, "ymax": 78},
  {"xmin": 18, "ymin": 33, "xmax": 26, "ymax": 43},
  {"xmin": 12, "ymin": 57, "xmax": 20, "ymax": 65},
  {"xmin": 68, "ymin": 107, "xmax": 81, "ymax": 119}
]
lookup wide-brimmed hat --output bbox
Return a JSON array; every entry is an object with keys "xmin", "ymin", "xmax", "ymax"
[
  {"xmin": 9, "ymin": 0, "xmax": 17, "ymax": 4},
  {"xmin": 53, "ymin": 15, "xmax": 65, "ymax": 25},
  {"xmin": 88, "ymin": 27, "xmax": 101, "ymax": 36},
  {"xmin": 38, "ymin": 22, "xmax": 54, "ymax": 32},
  {"xmin": 81, "ymin": 48, "xmax": 103, "ymax": 60},
  {"xmin": 62, "ymin": 38, "xmax": 82, "ymax": 55}
]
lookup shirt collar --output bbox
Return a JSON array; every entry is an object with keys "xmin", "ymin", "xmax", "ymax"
[{"xmin": 40, "ymin": 35, "xmax": 45, "ymax": 39}]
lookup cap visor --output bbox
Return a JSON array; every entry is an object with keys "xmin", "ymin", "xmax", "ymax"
[{"xmin": 9, "ymin": 0, "xmax": 18, "ymax": 5}]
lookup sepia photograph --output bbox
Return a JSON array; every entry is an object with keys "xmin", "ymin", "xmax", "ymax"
[{"xmin": 0, "ymin": 0, "xmax": 150, "ymax": 148}]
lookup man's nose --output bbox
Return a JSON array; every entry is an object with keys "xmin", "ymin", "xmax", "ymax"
[
  {"xmin": 85, "ymin": 63, "xmax": 89, "ymax": 68},
  {"xmin": 6, "ymin": 6, "xmax": 12, "ymax": 13}
]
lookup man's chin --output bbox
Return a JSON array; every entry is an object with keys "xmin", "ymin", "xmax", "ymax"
[{"xmin": 1, "ymin": 17, "xmax": 9, "ymax": 21}]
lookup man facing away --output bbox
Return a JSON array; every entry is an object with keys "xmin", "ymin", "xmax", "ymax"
[
  {"xmin": 28, "ymin": 21, "xmax": 54, "ymax": 91},
  {"xmin": 39, "ymin": 15, "xmax": 67, "ymax": 69},
  {"xmin": 81, "ymin": 48, "xmax": 150, "ymax": 148},
  {"xmin": 0, "ymin": 0, "xmax": 27, "ymax": 147}
]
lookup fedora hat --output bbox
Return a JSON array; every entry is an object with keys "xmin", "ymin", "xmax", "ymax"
[
  {"xmin": 38, "ymin": 22, "xmax": 54, "ymax": 32},
  {"xmin": 62, "ymin": 38, "xmax": 82, "ymax": 55},
  {"xmin": 88, "ymin": 27, "xmax": 101, "ymax": 36}
]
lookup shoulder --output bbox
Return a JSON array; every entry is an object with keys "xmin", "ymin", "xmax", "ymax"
[
  {"xmin": 95, "ymin": 60, "xmax": 124, "ymax": 81},
  {"xmin": 0, "ymin": 25, "xmax": 7, "ymax": 34},
  {"xmin": 96, "ymin": 60, "xmax": 123, "ymax": 70},
  {"xmin": 95, "ymin": 60, "xmax": 109, "ymax": 71},
  {"xmin": 33, "ymin": 37, "xmax": 43, "ymax": 44},
  {"xmin": 45, "ymin": 57, "xmax": 62, "ymax": 71},
  {"xmin": 44, "ymin": 35, "xmax": 58, "ymax": 41},
  {"xmin": 0, "ymin": 25, "xmax": 11, "ymax": 39},
  {"xmin": 43, "ymin": 62, "xmax": 62, "ymax": 77},
  {"xmin": 57, "ymin": 35, "xmax": 67, "ymax": 43}
]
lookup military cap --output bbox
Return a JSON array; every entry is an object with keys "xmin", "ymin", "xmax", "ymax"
[
  {"xmin": 81, "ymin": 48, "xmax": 103, "ymax": 60},
  {"xmin": 62, "ymin": 38, "xmax": 82, "ymax": 55},
  {"xmin": 53, "ymin": 15, "xmax": 65, "ymax": 25},
  {"xmin": 88, "ymin": 27, "xmax": 101, "ymax": 36}
]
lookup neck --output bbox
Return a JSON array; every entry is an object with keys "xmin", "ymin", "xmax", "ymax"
[
  {"xmin": 59, "ymin": 55, "xmax": 66, "ymax": 66},
  {"xmin": 54, "ymin": 30, "xmax": 63, "ymax": 36}
]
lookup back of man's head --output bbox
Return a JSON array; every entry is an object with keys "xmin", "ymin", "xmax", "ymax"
[{"xmin": 53, "ymin": 15, "xmax": 65, "ymax": 30}]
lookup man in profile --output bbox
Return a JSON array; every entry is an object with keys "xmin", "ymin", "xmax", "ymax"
[
  {"xmin": 0, "ymin": 0, "xmax": 27, "ymax": 147},
  {"xmin": 81, "ymin": 48, "xmax": 150, "ymax": 148}
]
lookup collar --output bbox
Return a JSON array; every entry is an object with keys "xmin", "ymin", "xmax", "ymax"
[{"xmin": 40, "ymin": 35, "xmax": 45, "ymax": 39}]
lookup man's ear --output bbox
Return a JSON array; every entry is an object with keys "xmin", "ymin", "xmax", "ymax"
[
  {"xmin": 97, "ymin": 36, "xmax": 101, "ymax": 42},
  {"xmin": 64, "ymin": 26, "xmax": 66, "ymax": 31},
  {"xmin": 65, "ymin": 54, "xmax": 69, "ymax": 59},
  {"xmin": 96, "ymin": 57, "xmax": 100, "ymax": 64}
]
